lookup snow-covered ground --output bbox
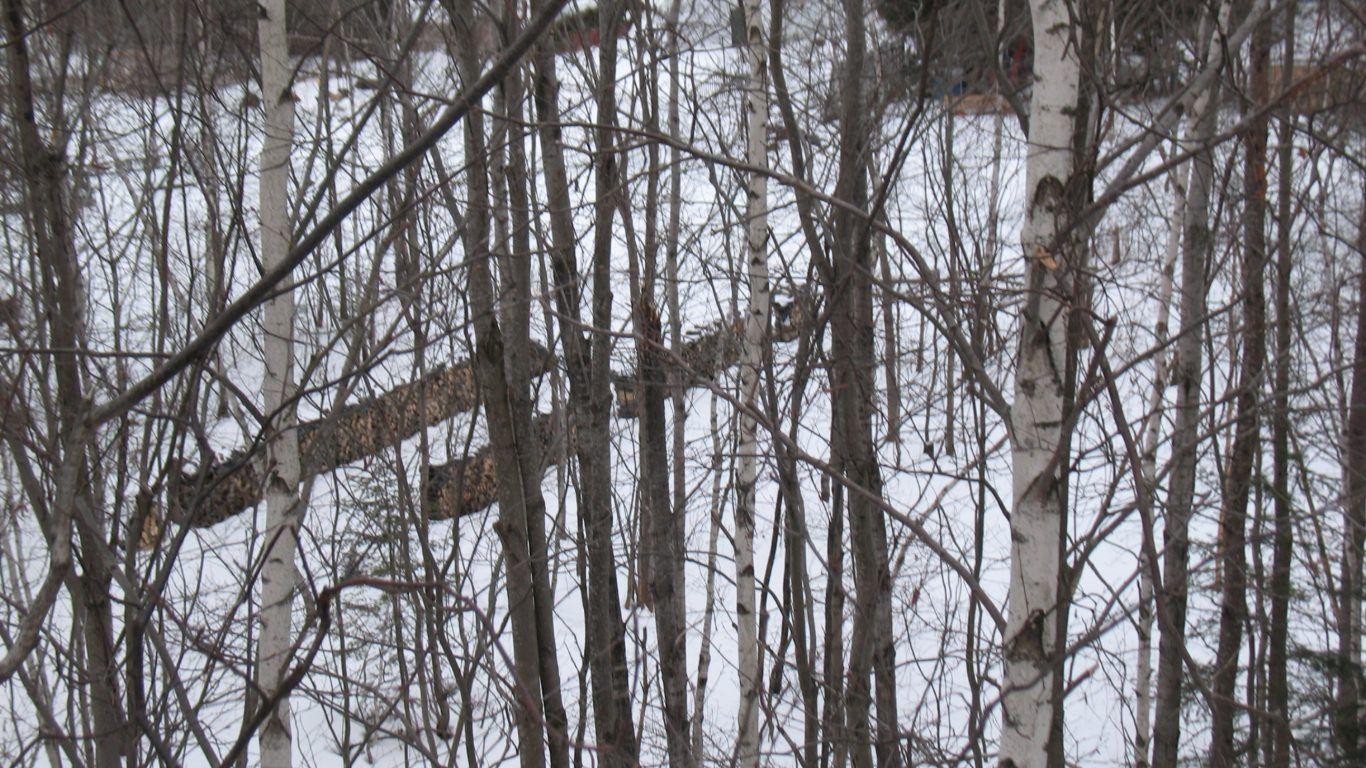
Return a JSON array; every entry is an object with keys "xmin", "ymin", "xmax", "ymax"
[{"xmin": 1, "ymin": 2, "xmax": 1363, "ymax": 766}]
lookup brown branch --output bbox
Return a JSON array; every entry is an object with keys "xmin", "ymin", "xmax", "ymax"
[
  {"xmin": 611, "ymin": 291, "xmax": 814, "ymax": 417},
  {"xmin": 167, "ymin": 347, "xmax": 550, "ymax": 528},
  {"xmin": 426, "ymin": 414, "xmax": 557, "ymax": 521},
  {"xmin": 167, "ymin": 297, "xmax": 816, "ymax": 529}
]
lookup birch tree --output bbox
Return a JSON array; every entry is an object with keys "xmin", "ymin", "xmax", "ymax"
[
  {"xmin": 999, "ymin": 0, "xmax": 1081, "ymax": 763},
  {"xmin": 255, "ymin": 1, "xmax": 303, "ymax": 765},
  {"xmin": 734, "ymin": 0, "xmax": 770, "ymax": 762}
]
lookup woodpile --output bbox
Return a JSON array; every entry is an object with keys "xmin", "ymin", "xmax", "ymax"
[
  {"xmin": 612, "ymin": 289, "xmax": 816, "ymax": 417},
  {"xmin": 949, "ymin": 93, "xmax": 1011, "ymax": 116}
]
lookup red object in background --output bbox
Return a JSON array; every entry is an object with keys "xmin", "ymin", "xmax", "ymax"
[
  {"xmin": 1005, "ymin": 35, "xmax": 1031, "ymax": 87},
  {"xmin": 555, "ymin": 18, "xmax": 633, "ymax": 54}
]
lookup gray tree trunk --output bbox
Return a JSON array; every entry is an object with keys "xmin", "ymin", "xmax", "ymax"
[
  {"xmin": 1265, "ymin": 7, "xmax": 1297, "ymax": 763},
  {"xmin": 1, "ymin": 3, "xmax": 125, "ymax": 765},
  {"xmin": 501, "ymin": 15, "xmax": 573, "ymax": 766},
  {"xmin": 829, "ymin": 0, "xmax": 898, "ymax": 765},
  {"xmin": 1335, "ymin": 178, "xmax": 1366, "ymax": 763},
  {"xmin": 692, "ymin": 393, "xmax": 727, "ymax": 760},
  {"xmin": 446, "ymin": 3, "xmax": 553, "ymax": 765},
  {"xmin": 1134, "ymin": 159, "xmax": 1187, "ymax": 768},
  {"xmin": 528, "ymin": 0, "xmax": 638, "ymax": 761},
  {"xmin": 1151, "ymin": 5, "xmax": 1232, "ymax": 766},
  {"xmin": 1209, "ymin": 14, "xmax": 1272, "ymax": 766},
  {"xmin": 654, "ymin": 0, "xmax": 693, "ymax": 763}
]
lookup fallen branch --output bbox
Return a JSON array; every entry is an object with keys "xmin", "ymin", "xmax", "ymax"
[
  {"xmin": 168, "ymin": 294, "xmax": 817, "ymax": 529},
  {"xmin": 437, "ymin": 295, "xmax": 819, "ymax": 517},
  {"xmin": 425, "ymin": 414, "xmax": 557, "ymax": 521},
  {"xmin": 168, "ymin": 347, "xmax": 550, "ymax": 528},
  {"xmin": 612, "ymin": 292, "xmax": 813, "ymax": 417}
]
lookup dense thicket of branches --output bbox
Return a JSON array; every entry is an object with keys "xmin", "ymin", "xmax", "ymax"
[{"xmin": 0, "ymin": 0, "xmax": 1363, "ymax": 766}]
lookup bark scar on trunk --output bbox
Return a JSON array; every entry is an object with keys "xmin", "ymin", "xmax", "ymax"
[{"xmin": 1006, "ymin": 608, "xmax": 1049, "ymax": 663}]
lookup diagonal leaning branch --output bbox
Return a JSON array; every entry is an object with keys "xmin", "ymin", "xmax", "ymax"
[
  {"xmin": 170, "ymin": 348, "xmax": 551, "ymax": 527},
  {"xmin": 429, "ymin": 299, "xmax": 817, "ymax": 519},
  {"xmin": 171, "ymin": 299, "xmax": 817, "ymax": 528},
  {"xmin": 610, "ymin": 295, "xmax": 812, "ymax": 417}
]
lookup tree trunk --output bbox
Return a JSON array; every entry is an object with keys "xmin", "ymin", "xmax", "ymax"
[
  {"xmin": 528, "ymin": 0, "xmax": 638, "ymax": 760},
  {"xmin": 255, "ymin": 2, "xmax": 302, "ymax": 765},
  {"xmin": 829, "ymin": 0, "xmax": 898, "ymax": 765},
  {"xmin": 999, "ymin": 1, "xmax": 1081, "ymax": 764},
  {"xmin": 1336, "ymin": 178, "xmax": 1366, "ymax": 764},
  {"xmin": 1135, "ymin": 158, "xmax": 1187, "ymax": 768},
  {"xmin": 735, "ymin": 0, "xmax": 770, "ymax": 762},
  {"xmin": 655, "ymin": 0, "xmax": 694, "ymax": 763},
  {"xmin": 637, "ymin": 106, "xmax": 690, "ymax": 768},
  {"xmin": 1209, "ymin": 15, "xmax": 1272, "ymax": 766},
  {"xmin": 495, "ymin": 7, "xmax": 573, "ymax": 764},
  {"xmin": 823, "ymin": 484, "xmax": 847, "ymax": 768},
  {"xmin": 445, "ymin": 2, "xmax": 553, "ymax": 765},
  {"xmin": 2, "ymin": 3, "xmax": 130, "ymax": 765},
  {"xmin": 586, "ymin": 3, "xmax": 639, "ymax": 762},
  {"xmin": 1265, "ymin": 6, "xmax": 1296, "ymax": 763},
  {"xmin": 1150, "ymin": 6, "xmax": 1231, "ymax": 767},
  {"xmin": 621, "ymin": 8, "xmax": 690, "ymax": 765},
  {"xmin": 692, "ymin": 392, "xmax": 727, "ymax": 760}
]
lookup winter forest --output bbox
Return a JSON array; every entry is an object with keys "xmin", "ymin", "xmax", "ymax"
[{"xmin": 0, "ymin": 0, "xmax": 1363, "ymax": 765}]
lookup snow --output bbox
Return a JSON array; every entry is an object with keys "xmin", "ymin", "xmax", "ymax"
[{"xmin": 1, "ymin": 2, "xmax": 1363, "ymax": 766}]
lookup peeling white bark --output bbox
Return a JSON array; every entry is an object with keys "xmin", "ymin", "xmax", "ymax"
[
  {"xmin": 735, "ymin": 0, "xmax": 769, "ymax": 763},
  {"xmin": 256, "ymin": 2, "xmax": 301, "ymax": 766},
  {"xmin": 1000, "ymin": 1, "xmax": 1081, "ymax": 765}
]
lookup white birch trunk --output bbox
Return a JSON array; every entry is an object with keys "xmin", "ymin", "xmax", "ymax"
[
  {"xmin": 1000, "ymin": 1, "xmax": 1080, "ymax": 765},
  {"xmin": 735, "ymin": 0, "xmax": 769, "ymax": 762},
  {"xmin": 256, "ymin": 2, "xmax": 301, "ymax": 766}
]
